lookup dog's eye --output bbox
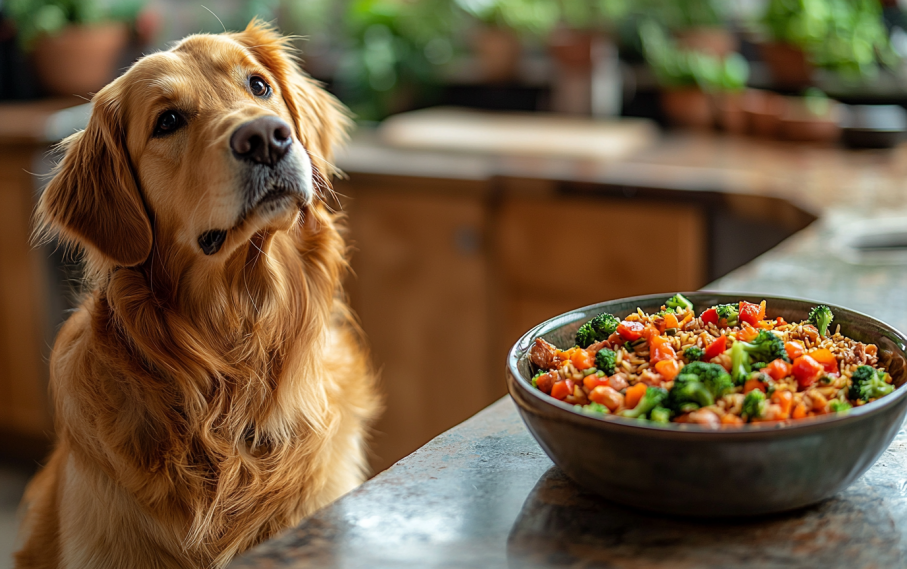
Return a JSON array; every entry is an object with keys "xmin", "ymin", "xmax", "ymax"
[
  {"xmin": 249, "ymin": 76, "xmax": 271, "ymax": 98},
  {"xmin": 153, "ymin": 110, "xmax": 185, "ymax": 137}
]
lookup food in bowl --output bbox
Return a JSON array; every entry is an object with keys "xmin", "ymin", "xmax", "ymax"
[{"xmin": 529, "ymin": 294, "xmax": 894, "ymax": 428}]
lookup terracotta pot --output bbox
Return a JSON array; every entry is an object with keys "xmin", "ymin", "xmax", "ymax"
[
  {"xmin": 32, "ymin": 23, "xmax": 128, "ymax": 97},
  {"xmin": 780, "ymin": 98, "xmax": 841, "ymax": 143},
  {"xmin": 548, "ymin": 28, "xmax": 595, "ymax": 70},
  {"xmin": 660, "ymin": 87, "xmax": 714, "ymax": 129},
  {"xmin": 674, "ymin": 27, "xmax": 738, "ymax": 58},
  {"xmin": 740, "ymin": 89, "xmax": 787, "ymax": 138},
  {"xmin": 473, "ymin": 26, "xmax": 522, "ymax": 83},
  {"xmin": 758, "ymin": 42, "xmax": 813, "ymax": 89},
  {"xmin": 716, "ymin": 91, "xmax": 747, "ymax": 134}
]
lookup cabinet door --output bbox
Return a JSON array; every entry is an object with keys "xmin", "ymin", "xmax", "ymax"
[
  {"xmin": 340, "ymin": 182, "xmax": 492, "ymax": 473},
  {"xmin": 0, "ymin": 146, "xmax": 52, "ymax": 440},
  {"xmin": 494, "ymin": 196, "xmax": 706, "ymax": 351}
]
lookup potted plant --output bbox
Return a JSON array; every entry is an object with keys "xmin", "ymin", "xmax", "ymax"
[
  {"xmin": 641, "ymin": 20, "xmax": 749, "ymax": 129},
  {"xmin": 653, "ymin": 0, "xmax": 735, "ymax": 57},
  {"xmin": 6, "ymin": 0, "xmax": 143, "ymax": 98},
  {"xmin": 759, "ymin": 0, "xmax": 896, "ymax": 88}
]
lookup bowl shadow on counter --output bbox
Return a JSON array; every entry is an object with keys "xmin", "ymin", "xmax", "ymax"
[{"xmin": 506, "ymin": 466, "xmax": 905, "ymax": 569}]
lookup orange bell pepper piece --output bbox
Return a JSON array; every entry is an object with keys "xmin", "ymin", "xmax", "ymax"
[
  {"xmin": 785, "ymin": 341, "xmax": 805, "ymax": 361},
  {"xmin": 771, "ymin": 389, "xmax": 793, "ymax": 416},
  {"xmin": 655, "ymin": 359, "xmax": 682, "ymax": 381},
  {"xmin": 550, "ymin": 381, "xmax": 571, "ymax": 401},
  {"xmin": 743, "ymin": 378, "xmax": 766, "ymax": 394},
  {"xmin": 807, "ymin": 348, "xmax": 839, "ymax": 375},
  {"xmin": 571, "ymin": 349, "xmax": 595, "ymax": 370},
  {"xmin": 764, "ymin": 358, "xmax": 793, "ymax": 381},
  {"xmin": 625, "ymin": 383, "xmax": 648, "ymax": 409},
  {"xmin": 664, "ymin": 312, "xmax": 679, "ymax": 330}
]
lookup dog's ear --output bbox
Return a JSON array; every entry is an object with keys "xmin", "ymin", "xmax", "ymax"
[
  {"xmin": 234, "ymin": 20, "xmax": 352, "ymax": 179},
  {"xmin": 36, "ymin": 90, "xmax": 153, "ymax": 267}
]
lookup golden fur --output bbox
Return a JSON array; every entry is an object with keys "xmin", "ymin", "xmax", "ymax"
[{"xmin": 15, "ymin": 21, "xmax": 379, "ymax": 569}]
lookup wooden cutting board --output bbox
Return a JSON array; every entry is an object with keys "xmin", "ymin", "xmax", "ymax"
[{"xmin": 378, "ymin": 107, "xmax": 659, "ymax": 161}]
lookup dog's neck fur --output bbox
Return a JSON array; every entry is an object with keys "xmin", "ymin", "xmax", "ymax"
[{"xmin": 69, "ymin": 205, "xmax": 351, "ymax": 563}]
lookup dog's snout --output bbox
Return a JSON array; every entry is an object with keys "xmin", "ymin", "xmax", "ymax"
[{"xmin": 230, "ymin": 117, "xmax": 293, "ymax": 166}]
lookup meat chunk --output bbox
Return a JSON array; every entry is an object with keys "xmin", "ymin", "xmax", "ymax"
[
  {"xmin": 529, "ymin": 338, "xmax": 557, "ymax": 370},
  {"xmin": 854, "ymin": 343, "xmax": 879, "ymax": 366}
]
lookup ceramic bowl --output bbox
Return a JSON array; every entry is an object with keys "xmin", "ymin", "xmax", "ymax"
[{"xmin": 506, "ymin": 292, "xmax": 907, "ymax": 517}]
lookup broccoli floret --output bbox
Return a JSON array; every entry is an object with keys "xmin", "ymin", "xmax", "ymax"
[
  {"xmin": 575, "ymin": 312, "xmax": 620, "ymax": 348},
  {"xmin": 848, "ymin": 365, "xmax": 894, "ymax": 402},
  {"xmin": 667, "ymin": 373, "xmax": 715, "ymax": 412},
  {"xmin": 828, "ymin": 400, "xmax": 852, "ymax": 413},
  {"xmin": 807, "ymin": 305, "xmax": 834, "ymax": 337},
  {"xmin": 730, "ymin": 330, "xmax": 788, "ymax": 385},
  {"xmin": 684, "ymin": 346, "xmax": 704, "ymax": 362},
  {"xmin": 595, "ymin": 348, "xmax": 617, "ymax": 375},
  {"xmin": 742, "ymin": 390, "xmax": 767, "ymax": 421},
  {"xmin": 666, "ymin": 293, "xmax": 694, "ymax": 312},
  {"xmin": 620, "ymin": 387, "xmax": 669, "ymax": 419},
  {"xmin": 650, "ymin": 406, "xmax": 672, "ymax": 424},
  {"xmin": 680, "ymin": 361, "xmax": 734, "ymax": 399},
  {"xmin": 575, "ymin": 402, "xmax": 609, "ymax": 415},
  {"xmin": 716, "ymin": 304, "xmax": 739, "ymax": 326}
]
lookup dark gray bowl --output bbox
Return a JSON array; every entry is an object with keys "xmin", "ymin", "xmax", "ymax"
[{"xmin": 506, "ymin": 292, "xmax": 907, "ymax": 517}]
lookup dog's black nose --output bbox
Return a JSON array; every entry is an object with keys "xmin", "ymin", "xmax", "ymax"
[{"xmin": 230, "ymin": 117, "xmax": 293, "ymax": 166}]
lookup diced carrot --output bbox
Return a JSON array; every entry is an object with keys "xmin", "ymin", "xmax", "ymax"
[
  {"xmin": 738, "ymin": 323, "xmax": 759, "ymax": 342},
  {"xmin": 583, "ymin": 375, "xmax": 606, "ymax": 391},
  {"xmin": 655, "ymin": 359, "xmax": 682, "ymax": 381},
  {"xmin": 808, "ymin": 348, "xmax": 839, "ymax": 375},
  {"xmin": 792, "ymin": 403, "xmax": 808, "ymax": 419},
  {"xmin": 625, "ymin": 383, "xmax": 648, "ymax": 409},
  {"xmin": 536, "ymin": 372, "xmax": 556, "ymax": 394},
  {"xmin": 743, "ymin": 379, "xmax": 766, "ymax": 394},
  {"xmin": 771, "ymin": 390, "xmax": 793, "ymax": 415},
  {"xmin": 664, "ymin": 312, "xmax": 679, "ymax": 329},
  {"xmin": 649, "ymin": 335, "xmax": 676, "ymax": 363},
  {"xmin": 550, "ymin": 381, "xmax": 570, "ymax": 401},
  {"xmin": 764, "ymin": 358, "xmax": 793, "ymax": 381},
  {"xmin": 679, "ymin": 310, "xmax": 694, "ymax": 326},
  {"xmin": 721, "ymin": 414, "xmax": 744, "ymax": 425},
  {"xmin": 785, "ymin": 341, "xmax": 805, "ymax": 361},
  {"xmin": 571, "ymin": 349, "xmax": 595, "ymax": 370}
]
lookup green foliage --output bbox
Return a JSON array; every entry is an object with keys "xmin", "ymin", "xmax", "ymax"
[
  {"xmin": 5, "ymin": 0, "xmax": 143, "ymax": 48},
  {"xmin": 848, "ymin": 365, "xmax": 894, "ymax": 402},
  {"xmin": 640, "ymin": 20, "xmax": 748, "ymax": 92},
  {"xmin": 455, "ymin": 0, "xmax": 629, "ymax": 37},
  {"xmin": 762, "ymin": 0, "xmax": 898, "ymax": 79}
]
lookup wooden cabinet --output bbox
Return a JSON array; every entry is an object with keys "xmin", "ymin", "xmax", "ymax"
[
  {"xmin": 339, "ymin": 176, "xmax": 707, "ymax": 473},
  {"xmin": 337, "ymin": 177, "xmax": 495, "ymax": 473}
]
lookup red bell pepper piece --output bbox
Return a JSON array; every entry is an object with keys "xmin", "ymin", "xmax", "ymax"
[
  {"xmin": 792, "ymin": 355, "xmax": 824, "ymax": 389},
  {"xmin": 617, "ymin": 321, "xmax": 644, "ymax": 341},
  {"xmin": 739, "ymin": 301, "xmax": 765, "ymax": 326},
  {"xmin": 703, "ymin": 335, "xmax": 727, "ymax": 361},
  {"xmin": 701, "ymin": 307, "xmax": 719, "ymax": 325}
]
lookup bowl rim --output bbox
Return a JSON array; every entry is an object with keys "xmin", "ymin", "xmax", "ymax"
[{"xmin": 507, "ymin": 290, "xmax": 907, "ymax": 435}]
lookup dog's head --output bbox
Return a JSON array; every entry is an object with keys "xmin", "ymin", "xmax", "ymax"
[{"xmin": 36, "ymin": 20, "xmax": 350, "ymax": 274}]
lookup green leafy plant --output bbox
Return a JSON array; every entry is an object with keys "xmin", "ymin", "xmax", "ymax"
[
  {"xmin": 762, "ymin": 0, "xmax": 897, "ymax": 79},
  {"xmin": 6, "ymin": 0, "xmax": 143, "ymax": 49},
  {"xmin": 456, "ymin": 0, "xmax": 630, "ymax": 38},
  {"xmin": 641, "ymin": 20, "xmax": 748, "ymax": 91}
]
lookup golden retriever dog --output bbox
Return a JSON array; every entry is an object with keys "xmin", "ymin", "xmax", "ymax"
[{"xmin": 15, "ymin": 20, "xmax": 379, "ymax": 569}]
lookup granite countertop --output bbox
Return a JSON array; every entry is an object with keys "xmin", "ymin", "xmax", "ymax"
[
  {"xmin": 232, "ymin": 397, "xmax": 907, "ymax": 569},
  {"xmin": 230, "ymin": 211, "xmax": 907, "ymax": 568}
]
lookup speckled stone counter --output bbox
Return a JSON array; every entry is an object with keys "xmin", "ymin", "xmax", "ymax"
[{"xmin": 232, "ymin": 394, "xmax": 907, "ymax": 569}]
